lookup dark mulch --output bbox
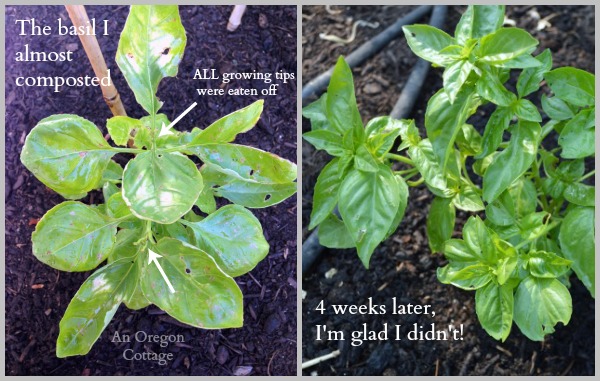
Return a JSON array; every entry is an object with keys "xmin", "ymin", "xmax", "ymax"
[
  {"xmin": 5, "ymin": 5, "xmax": 297, "ymax": 376},
  {"xmin": 301, "ymin": 5, "xmax": 594, "ymax": 376}
]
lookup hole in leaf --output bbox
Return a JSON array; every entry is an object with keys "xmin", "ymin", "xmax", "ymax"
[
  {"xmin": 162, "ymin": 47, "xmax": 171, "ymax": 55},
  {"xmin": 185, "ymin": 268, "xmax": 191, "ymax": 274},
  {"xmin": 264, "ymin": 194, "xmax": 271, "ymax": 201},
  {"xmin": 411, "ymin": 32, "xmax": 416, "ymax": 37},
  {"xmin": 249, "ymin": 169, "xmax": 254, "ymax": 176},
  {"xmin": 157, "ymin": 154, "xmax": 163, "ymax": 158}
]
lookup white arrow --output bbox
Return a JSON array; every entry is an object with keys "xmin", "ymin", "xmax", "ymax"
[
  {"xmin": 148, "ymin": 249, "xmax": 175, "ymax": 293},
  {"xmin": 159, "ymin": 101, "xmax": 198, "ymax": 137}
]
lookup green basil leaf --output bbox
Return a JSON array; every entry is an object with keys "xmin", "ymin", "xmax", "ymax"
[
  {"xmin": 483, "ymin": 120, "xmax": 541, "ymax": 203},
  {"xmin": 541, "ymin": 95, "xmax": 575, "ymax": 121},
  {"xmin": 443, "ymin": 60, "xmax": 475, "ymax": 104},
  {"xmin": 555, "ymin": 159, "xmax": 584, "ymax": 182},
  {"xmin": 403, "ymin": 24, "xmax": 457, "ymax": 66},
  {"xmin": 195, "ymin": 186, "xmax": 217, "ymax": 214},
  {"xmin": 408, "ymin": 139, "xmax": 458, "ymax": 198},
  {"xmin": 106, "ymin": 116, "xmax": 142, "ymax": 146},
  {"xmin": 516, "ymin": 49, "xmax": 552, "ymax": 98},
  {"xmin": 303, "ymin": 130, "xmax": 349, "ymax": 157},
  {"xmin": 326, "ymin": 56, "xmax": 363, "ymax": 134},
  {"xmin": 559, "ymin": 107, "xmax": 595, "ymax": 159},
  {"xmin": 318, "ymin": 213, "xmax": 355, "ymax": 249},
  {"xmin": 102, "ymin": 160, "xmax": 124, "ymax": 182},
  {"xmin": 564, "ymin": 182, "xmax": 594, "ymax": 207},
  {"xmin": 493, "ymin": 54, "xmax": 542, "ymax": 69},
  {"xmin": 385, "ymin": 174, "xmax": 409, "ymax": 238},
  {"xmin": 486, "ymin": 190, "xmax": 515, "ymax": 226},
  {"xmin": 508, "ymin": 178, "xmax": 537, "ymax": 218},
  {"xmin": 453, "ymin": 182, "xmax": 484, "ymax": 212},
  {"xmin": 103, "ymin": 181, "xmax": 119, "ymax": 202},
  {"xmin": 444, "ymin": 239, "xmax": 478, "ymax": 262},
  {"xmin": 437, "ymin": 262, "xmax": 493, "ymax": 290},
  {"xmin": 20, "ymin": 114, "xmax": 115, "ymax": 199},
  {"xmin": 354, "ymin": 145, "xmax": 379, "ymax": 173},
  {"xmin": 184, "ymin": 205, "xmax": 268, "ymax": 277},
  {"xmin": 191, "ymin": 143, "xmax": 297, "ymax": 184},
  {"xmin": 463, "ymin": 216, "xmax": 497, "ymax": 265},
  {"xmin": 495, "ymin": 255, "xmax": 517, "ymax": 285},
  {"xmin": 302, "ymin": 93, "xmax": 332, "ymax": 132},
  {"xmin": 107, "ymin": 192, "xmax": 132, "ymax": 219},
  {"xmin": 338, "ymin": 165, "xmax": 400, "ymax": 268},
  {"xmin": 527, "ymin": 251, "xmax": 571, "ymax": 279},
  {"xmin": 425, "ymin": 87, "xmax": 479, "ymax": 171},
  {"xmin": 545, "ymin": 67, "xmax": 595, "ymax": 108},
  {"xmin": 309, "ymin": 158, "xmax": 341, "ymax": 229},
  {"xmin": 455, "ymin": 123, "xmax": 482, "ymax": 156},
  {"xmin": 133, "ymin": 122, "xmax": 152, "ymax": 149},
  {"xmin": 478, "ymin": 28, "xmax": 538, "ymax": 66},
  {"xmin": 141, "ymin": 238, "xmax": 243, "ymax": 328},
  {"xmin": 476, "ymin": 107, "xmax": 512, "ymax": 159},
  {"xmin": 201, "ymin": 164, "xmax": 296, "ymax": 208},
  {"xmin": 476, "ymin": 67, "xmax": 516, "ymax": 107},
  {"xmin": 365, "ymin": 116, "xmax": 403, "ymax": 157},
  {"xmin": 57, "ymin": 259, "xmax": 137, "ymax": 357},
  {"xmin": 427, "ymin": 197, "xmax": 456, "ymax": 253},
  {"xmin": 116, "ymin": 5, "xmax": 186, "ymax": 114},
  {"xmin": 454, "ymin": 5, "xmax": 505, "ymax": 45},
  {"xmin": 542, "ymin": 177, "xmax": 566, "ymax": 199},
  {"xmin": 514, "ymin": 277, "xmax": 572, "ymax": 341},
  {"xmin": 513, "ymin": 99, "xmax": 542, "ymax": 122},
  {"xmin": 559, "ymin": 206, "xmax": 594, "ymax": 297},
  {"xmin": 122, "ymin": 151, "xmax": 203, "ymax": 224},
  {"xmin": 32, "ymin": 201, "xmax": 117, "ymax": 272},
  {"xmin": 193, "ymin": 100, "xmax": 263, "ymax": 143},
  {"xmin": 475, "ymin": 281, "xmax": 514, "ymax": 341},
  {"xmin": 519, "ymin": 211, "xmax": 550, "ymax": 241}
]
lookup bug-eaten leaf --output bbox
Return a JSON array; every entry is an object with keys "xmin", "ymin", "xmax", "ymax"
[
  {"xmin": 559, "ymin": 206, "xmax": 594, "ymax": 297},
  {"xmin": 303, "ymin": 129, "xmax": 351, "ymax": 157},
  {"xmin": 141, "ymin": 238, "xmax": 243, "ymax": 328},
  {"xmin": 106, "ymin": 116, "xmax": 142, "ymax": 146},
  {"xmin": 116, "ymin": 5, "xmax": 186, "ymax": 115},
  {"xmin": 425, "ymin": 87, "xmax": 479, "ymax": 172},
  {"xmin": 32, "ymin": 202, "xmax": 117, "ymax": 272},
  {"xmin": 475, "ymin": 281, "xmax": 514, "ymax": 341},
  {"xmin": 309, "ymin": 158, "xmax": 342, "ymax": 229},
  {"xmin": 483, "ymin": 120, "xmax": 541, "ymax": 203},
  {"xmin": 545, "ymin": 67, "xmax": 595, "ymax": 108},
  {"xmin": 201, "ymin": 164, "xmax": 297, "ymax": 208},
  {"xmin": 191, "ymin": 143, "xmax": 297, "ymax": 184},
  {"xmin": 427, "ymin": 197, "xmax": 456, "ymax": 253},
  {"xmin": 56, "ymin": 259, "xmax": 137, "ymax": 357},
  {"xmin": 558, "ymin": 107, "xmax": 595, "ymax": 159},
  {"xmin": 318, "ymin": 213, "xmax": 355, "ymax": 249},
  {"xmin": 326, "ymin": 56, "xmax": 363, "ymax": 135},
  {"xmin": 564, "ymin": 182, "xmax": 594, "ymax": 207},
  {"xmin": 477, "ymin": 28, "xmax": 538, "ymax": 66},
  {"xmin": 516, "ymin": 49, "xmax": 552, "ymax": 98},
  {"xmin": 365, "ymin": 116, "xmax": 404, "ymax": 158},
  {"xmin": 192, "ymin": 100, "xmax": 263, "ymax": 143},
  {"xmin": 122, "ymin": 151, "xmax": 203, "ymax": 224},
  {"xmin": 338, "ymin": 164, "xmax": 400, "ymax": 268},
  {"xmin": 107, "ymin": 229, "xmax": 151, "ymax": 310},
  {"xmin": 403, "ymin": 25, "xmax": 457, "ymax": 67},
  {"xmin": 513, "ymin": 277, "xmax": 572, "ymax": 341},
  {"xmin": 526, "ymin": 251, "xmax": 571, "ymax": 279},
  {"xmin": 183, "ymin": 205, "xmax": 269, "ymax": 277},
  {"xmin": 302, "ymin": 93, "xmax": 333, "ymax": 132},
  {"xmin": 20, "ymin": 114, "xmax": 115, "ymax": 199},
  {"xmin": 454, "ymin": 5, "xmax": 505, "ymax": 45}
]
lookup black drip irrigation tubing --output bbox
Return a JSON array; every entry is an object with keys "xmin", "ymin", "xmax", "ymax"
[{"xmin": 302, "ymin": 5, "xmax": 448, "ymax": 276}]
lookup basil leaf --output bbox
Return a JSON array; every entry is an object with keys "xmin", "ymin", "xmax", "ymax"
[
  {"xmin": 476, "ymin": 68, "xmax": 516, "ymax": 107},
  {"xmin": 508, "ymin": 178, "xmax": 537, "ymax": 218},
  {"xmin": 475, "ymin": 281, "xmax": 514, "ymax": 341},
  {"xmin": 338, "ymin": 165, "xmax": 400, "ymax": 268},
  {"xmin": 558, "ymin": 107, "xmax": 595, "ymax": 159},
  {"xmin": 527, "ymin": 251, "xmax": 571, "ymax": 279},
  {"xmin": 20, "ymin": 114, "xmax": 114, "ymax": 199},
  {"xmin": 122, "ymin": 151, "xmax": 203, "ymax": 224},
  {"xmin": 486, "ymin": 190, "xmax": 515, "ymax": 226},
  {"xmin": 403, "ymin": 25, "xmax": 457, "ymax": 66},
  {"xmin": 564, "ymin": 182, "xmax": 594, "ymax": 207},
  {"xmin": 519, "ymin": 211, "xmax": 550, "ymax": 241},
  {"xmin": 513, "ymin": 99, "xmax": 542, "ymax": 122},
  {"xmin": 476, "ymin": 107, "xmax": 512, "ymax": 159},
  {"xmin": 545, "ymin": 67, "xmax": 595, "ymax": 108},
  {"xmin": 365, "ymin": 116, "xmax": 403, "ymax": 158},
  {"xmin": 483, "ymin": 120, "xmax": 541, "ymax": 203},
  {"xmin": 516, "ymin": 49, "xmax": 552, "ymax": 98},
  {"xmin": 354, "ymin": 145, "xmax": 379, "ymax": 173},
  {"xmin": 444, "ymin": 239, "xmax": 479, "ymax": 262},
  {"xmin": 57, "ymin": 259, "xmax": 137, "ymax": 357},
  {"xmin": 559, "ymin": 206, "xmax": 594, "ymax": 297},
  {"xmin": 454, "ymin": 5, "xmax": 505, "ymax": 45},
  {"xmin": 303, "ymin": 129, "xmax": 349, "ymax": 157},
  {"xmin": 309, "ymin": 158, "xmax": 341, "ymax": 229},
  {"xmin": 106, "ymin": 116, "xmax": 141, "ymax": 146},
  {"xmin": 32, "ymin": 201, "xmax": 117, "ymax": 272},
  {"xmin": 408, "ymin": 139, "xmax": 458, "ymax": 198},
  {"xmin": 427, "ymin": 197, "xmax": 456, "ymax": 253},
  {"xmin": 302, "ymin": 93, "xmax": 332, "ymax": 132},
  {"xmin": 437, "ymin": 262, "xmax": 493, "ymax": 290},
  {"xmin": 318, "ymin": 213, "xmax": 355, "ymax": 249},
  {"xmin": 478, "ymin": 28, "xmax": 538, "ymax": 66},
  {"xmin": 541, "ymin": 95, "xmax": 575, "ymax": 121},
  {"xmin": 326, "ymin": 56, "xmax": 363, "ymax": 134},
  {"xmin": 443, "ymin": 60, "xmax": 474, "ymax": 103},
  {"xmin": 463, "ymin": 216, "xmax": 497, "ymax": 265},
  {"xmin": 116, "ymin": 5, "xmax": 186, "ymax": 114},
  {"xmin": 106, "ymin": 192, "xmax": 132, "ymax": 219},
  {"xmin": 514, "ymin": 277, "xmax": 572, "ymax": 341},
  {"xmin": 385, "ymin": 174, "xmax": 409, "ymax": 238},
  {"xmin": 455, "ymin": 123, "xmax": 482, "ymax": 156},
  {"xmin": 453, "ymin": 182, "xmax": 484, "ymax": 212},
  {"xmin": 193, "ymin": 100, "xmax": 263, "ymax": 143},
  {"xmin": 141, "ymin": 238, "xmax": 243, "ymax": 328},
  {"xmin": 103, "ymin": 181, "xmax": 119, "ymax": 202},
  {"xmin": 195, "ymin": 185, "xmax": 217, "ymax": 214}
]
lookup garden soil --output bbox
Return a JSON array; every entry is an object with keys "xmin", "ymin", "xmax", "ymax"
[
  {"xmin": 302, "ymin": 5, "xmax": 594, "ymax": 376},
  {"xmin": 5, "ymin": 5, "xmax": 297, "ymax": 376}
]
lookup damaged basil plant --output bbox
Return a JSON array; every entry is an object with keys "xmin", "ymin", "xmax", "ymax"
[
  {"xmin": 303, "ymin": 5, "xmax": 593, "ymax": 342},
  {"xmin": 21, "ymin": 5, "xmax": 296, "ymax": 357}
]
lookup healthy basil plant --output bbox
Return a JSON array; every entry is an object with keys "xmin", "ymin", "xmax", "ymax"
[
  {"xmin": 303, "ymin": 5, "xmax": 594, "ymax": 342},
  {"xmin": 21, "ymin": 5, "xmax": 297, "ymax": 358}
]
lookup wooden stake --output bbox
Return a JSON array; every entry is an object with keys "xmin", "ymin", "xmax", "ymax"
[
  {"xmin": 301, "ymin": 350, "xmax": 341, "ymax": 369},
  {"xmin": 65, "ymin": 5, "xmax": 126, "ymax": 116},
  {"xmin": 227, "ymin": 5, "xmax": 247, "ymax": 32}
]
